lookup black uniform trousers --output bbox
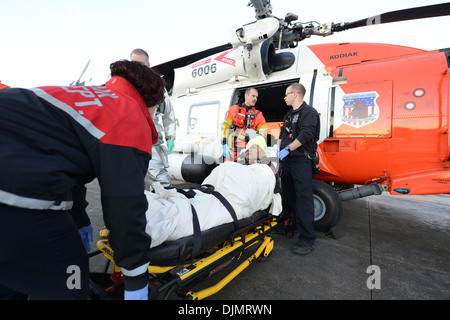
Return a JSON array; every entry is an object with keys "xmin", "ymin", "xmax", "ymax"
[
  {"xmin": 280, "ymin": 155, "xmax": 316, "ymax": 245},
  {"xmin": 0, "ymin": 204, "xmax": 89, "ymax": 300}
]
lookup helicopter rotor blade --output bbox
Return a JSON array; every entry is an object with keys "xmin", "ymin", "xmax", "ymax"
[
  {"xmin": 152, "ymin": 43, "xmax": 233, "ymax": 76},
  {"xmin": 152, "ymin": 3, "xmax": 450, "ymax": 76},
  {"xmin": 332, "ymin": 3, "xmax": 450, "ymax": 32}
]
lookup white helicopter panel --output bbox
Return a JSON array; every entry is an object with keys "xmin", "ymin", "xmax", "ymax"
[{"xmin": 172, "ymin": 48, "xmax": 246, "ymax": 99}]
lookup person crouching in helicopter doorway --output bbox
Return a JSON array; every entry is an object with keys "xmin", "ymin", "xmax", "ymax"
[
  {"xmin": 222, "ymin": 88, "xmax": 268, "ymax": 162},
  {"xmin": 278, "ymin": 83, "xmax": 320, "ymax": 255}
]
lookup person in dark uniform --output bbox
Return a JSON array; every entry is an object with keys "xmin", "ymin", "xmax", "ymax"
[
  {"xmin": 0, "ymin": 60, "xmax": 165, "ymax": 299},
  {"xmin": 278, "ymin": 83, "xmax": 320, "ymax": 255}
]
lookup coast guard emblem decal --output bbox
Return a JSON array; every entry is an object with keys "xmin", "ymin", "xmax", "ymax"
[{"xmin": 340, "ymin": 91, "xmax": 379, "ymax": 128}]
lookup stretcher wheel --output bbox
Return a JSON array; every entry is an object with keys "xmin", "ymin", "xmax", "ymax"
[
  {"xmin": 257, "ymin": 253, "xmax": 271, "ymax": 262},
  {"xmin": 183, "ymin": 294, "xmax": 195, "ymax": 300}
]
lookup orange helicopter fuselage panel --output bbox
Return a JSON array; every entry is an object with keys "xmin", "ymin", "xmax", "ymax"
[{"xmin": 309, "ymin": 43, "xmax": 450, "ymax": 195}]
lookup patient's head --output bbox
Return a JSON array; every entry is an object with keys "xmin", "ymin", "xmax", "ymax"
[{"xmin": 245, "ymin": 135, "xmax": 268, "ymax": 163}]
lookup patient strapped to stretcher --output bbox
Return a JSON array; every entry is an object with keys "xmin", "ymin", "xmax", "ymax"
[{"xmin": 144, "ymin": 162, "xmax": 282, "ymax": 248}]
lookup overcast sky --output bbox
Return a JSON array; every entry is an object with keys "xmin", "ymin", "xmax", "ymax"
[{"xmin": 1, "ymin": 0, "xmax": 449, "ymax": 88}]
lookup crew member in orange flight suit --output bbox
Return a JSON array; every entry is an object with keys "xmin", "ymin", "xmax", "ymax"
[{"xmin": 222, "ymin": 87, "xmax": 268, "ymax": 161}]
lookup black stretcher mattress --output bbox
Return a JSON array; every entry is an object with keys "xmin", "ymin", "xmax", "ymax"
[{"xmin": 148, "ymin": 209, "xmax": 271, "ymax": 266}]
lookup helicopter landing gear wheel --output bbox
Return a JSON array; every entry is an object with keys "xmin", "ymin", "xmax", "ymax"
[{"xmin": 312, "ymin": 180, "xmax": 342, "ymax": 232}]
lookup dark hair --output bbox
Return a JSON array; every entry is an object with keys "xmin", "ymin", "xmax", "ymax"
[{"xmin": 110, "ymin": 60, "xmax": 165, "ymax": 107}]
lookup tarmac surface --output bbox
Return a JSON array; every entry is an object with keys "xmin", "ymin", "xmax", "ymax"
[{"xmin": 86, "ymin": 179, "xmax": 450, "ymax": 300}]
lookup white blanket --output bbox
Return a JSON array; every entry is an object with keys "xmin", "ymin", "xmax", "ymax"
[{"xmin": 145, "ymin": 162, "xmax": 282, "ymax": 248}]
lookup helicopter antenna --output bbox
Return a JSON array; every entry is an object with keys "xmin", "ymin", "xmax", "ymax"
[{"xmin": 71, "ymin": 60, "xmax": 91, "ymax": 86}]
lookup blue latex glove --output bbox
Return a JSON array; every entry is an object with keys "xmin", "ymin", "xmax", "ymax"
[
  {"xmin": 223, "ymin": 144, "xmax": 232, "ymax": 159},
  {"xmin": 124, "ymin": 284, "xmax": 148, "ymax": 300},
  {"xmin": 78, "ymin": 225, "xmax": 93, "ymax": 252},
  {"xmin": 278, "ymin": 148, "xmax": 290, "ymax": 161},
  {"xmin": 166, "ymin": 140, "xmax": 175, "ymax": 155}
]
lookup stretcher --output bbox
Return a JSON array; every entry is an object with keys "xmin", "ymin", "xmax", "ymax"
[
  {"xmin": 89, "ymin": 209, "xmax": 284, "ymax": 300},
  {"xmin": 89, "ymin": 162, "xmax": 284, "ymax": 300}
]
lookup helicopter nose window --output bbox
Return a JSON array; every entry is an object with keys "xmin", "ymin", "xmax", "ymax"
[
  {"xmin": 188, "ymin": 102, "xmax": 220, "ymax": 136},
  {"xmin": 189, "ymin": 117, "xmax": 197, "ymax": 130}
]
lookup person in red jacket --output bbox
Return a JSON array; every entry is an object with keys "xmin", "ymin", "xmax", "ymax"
[
  {"xmin": 0, "ymin": 81, "xmax": 10, "ymax": 89},
  {"xmin": 0, "ymin": 60, "xmax": 165, "ymax": 300}
]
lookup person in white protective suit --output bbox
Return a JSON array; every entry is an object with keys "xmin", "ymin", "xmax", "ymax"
[{"xmin": 131, "ymin": 49, "xmax": 176, "ymax": 189}]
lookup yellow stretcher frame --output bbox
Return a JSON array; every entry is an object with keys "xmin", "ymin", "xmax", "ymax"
[{"xmin": 92, "ymin": 216, "xmax": 280, "ymax": 300}]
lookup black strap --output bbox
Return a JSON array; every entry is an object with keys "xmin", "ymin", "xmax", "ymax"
[
  {"xmin": 190, "ymin": 204, "xmax": 202, "ymax": 259},
  {"xmin": 176, "ymin": 188, "xmax": 196, "ymax": 199},
  {"xmin": 192, "ymin": 184, "xmax": 240, "ymax": 229},
  {"xmin": 176, "ymin": 189, "xmax": 202, "ymax": 259},
  {"xmin": 176, "ymin": 185, "xmax": 238, "ymax": 258}
]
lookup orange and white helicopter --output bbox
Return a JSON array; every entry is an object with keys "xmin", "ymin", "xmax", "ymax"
[{"xmin": 152, "ymin": 1, "xmax": 450, "ymax": 231}]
